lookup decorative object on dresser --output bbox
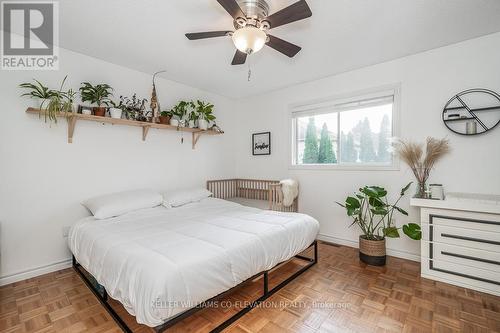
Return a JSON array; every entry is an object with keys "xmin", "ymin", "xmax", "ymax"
[
  {"xmin": 252, "ymin": 132, "xmax": 271, "ymax": 155},
  {"xmin": 411, "ymin": 192, "xmax": 500, "ymax": 296},
  {"xmin": 394, "ymin": 137, "xmax": 450, "ymax": 198},
  {"xmin": 443, "ymin": 88, "xmax": 500, "ymax": 135},
  {"xmin": 337, "ymin": 183, "xmax": 422, "ymax": 266},
  {"xmin": 79, "ymin": 82, "xmax": 113, "ymax": 117},
  {"xmin": 207, "ymin": 178, "xmax": 298, "ymax": 212}
]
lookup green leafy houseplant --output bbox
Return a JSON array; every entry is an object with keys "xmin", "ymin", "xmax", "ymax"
[
  {"xmin": 337, "ymin": 182, "xmax": 421, "ymax": 240},
  {"xmin": 79, "ymin": 82, "xmax": 113, "ymax": 116},
  {"xmin": 159, "ymin": 110, "xmax": 172, "ymax": 125},
  {"xmin": 19, "ymin": 79, "xmax": 56, "ymax": 110},
  {"xmin": 195, "ymin": 100, "xmax": 215, "ymax": 130},
  {"xmin": 337, "ymin": 183, "xmax": 421, "ymax": 265},
  {"xmin": 20, "ymin": 76, "xmax": 75, "ymax": 124},
  {"xmin": 170, "ymin": 101, "xmax": 192, "ymax": 126}
]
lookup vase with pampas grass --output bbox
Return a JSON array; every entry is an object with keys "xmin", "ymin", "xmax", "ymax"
[{"xmin": 394, "ymin": 137, "xmax": 451, "ymax": 198}]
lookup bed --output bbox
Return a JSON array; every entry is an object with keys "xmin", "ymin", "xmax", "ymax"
[{"xmin": 69, "ymin": 196, "xmax": 319, "ymax": 331}]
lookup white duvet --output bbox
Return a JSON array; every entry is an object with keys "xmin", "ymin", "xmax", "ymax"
[{"xmin": 68, "ymin": 197, "xmax": 319, "ymax": 327}]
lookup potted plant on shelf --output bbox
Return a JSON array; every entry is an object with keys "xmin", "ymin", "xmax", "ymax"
[
  {"xmin": 79, "ymin": 82, "xmax": 113, "ymax": 117},
  {"xmin": 46, "ymin": 77, "xmax": 76, "ymax": 121},
  {"xmin": 20, "ymin": 76, "xmax": 75, "ymax": 124},
  {"xmin": 195, "ymin": 100, "xmax": 215, "ymax": 130},
  {"xmin": 19, "ymin": 79, "xmax": 54, "ymax": 110},
  {"xmin": 187, "ymin": 108, "xmax": 199, "ymax": 128},
  {"xmin": 115, "ymin": 94, "xmax": 148, "ymax": 121},
  {"xmin": 337, "ymin": 182, "xmax": 421, "ymax": 266},
  {"xmin": 159, "ymin": 110, "xmax": 172, "ymax": 125},
  {"xmin": 109, "ymin": 99, "xmax": 126, "ymax": 119},
  {"xmin": 170, "ymin": 101, "xmax": 190, "ymax": 127}
]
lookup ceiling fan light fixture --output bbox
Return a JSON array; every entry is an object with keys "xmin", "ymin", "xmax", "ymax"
[{"xmin": 232, "ymin": 26, "xmax": 266, "ymax": 54}]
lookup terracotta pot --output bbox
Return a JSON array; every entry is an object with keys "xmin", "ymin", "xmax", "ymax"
[
  {"xmin": 158, "ymin": 115, "xmax": 171, "ymax": 125},
  {"xmin": 93, "ymin": 107, "xmax": 106, "ymax": 117},
  {"xmin": 359, "ymin": 235, "xmax": 386, "ymax": 266}
]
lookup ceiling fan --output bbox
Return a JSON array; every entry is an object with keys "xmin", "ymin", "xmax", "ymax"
[{"xmin": 185, "ymin": 0, "xmax": 312, "ymax": 65}]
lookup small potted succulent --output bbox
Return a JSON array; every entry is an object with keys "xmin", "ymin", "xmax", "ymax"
[
  {"xmin": 337, "ymin": 182, "xmax": 421, "ymax": 266},
  {"xmin": 159, "ymin": 110, "xmax": 172, "ymax": 125},
  {"xmin": 79, "ymin": 82, "xmax": 113, "ymax": 117},
  {"xmin": 195, "ymin": 100, "xmax": 215, "ymax": 130}
]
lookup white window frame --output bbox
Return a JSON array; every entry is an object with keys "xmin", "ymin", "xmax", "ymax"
[{"xmin": 288, "ymin": 84, "xmax": 401, "ymax": 171}]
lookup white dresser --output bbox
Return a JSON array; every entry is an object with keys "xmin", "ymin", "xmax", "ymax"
[{"xmin": 411, "ymin": 193, "xmax": 500, "ymax": 296}]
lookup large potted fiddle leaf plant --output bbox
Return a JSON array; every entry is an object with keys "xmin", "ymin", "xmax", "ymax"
[{"xmin": 337, "ymin": 182, "xmax": 421, "ymax": 266}]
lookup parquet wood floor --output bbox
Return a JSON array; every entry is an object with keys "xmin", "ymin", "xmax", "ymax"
[{"xmin": 1, "ymin": 242, "xmax": 499, "ymax": 333}]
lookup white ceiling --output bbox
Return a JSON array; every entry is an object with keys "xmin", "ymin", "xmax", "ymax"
[{"xmin": 59, "ymin": 0, "xmax": 500, "ymax": 99}]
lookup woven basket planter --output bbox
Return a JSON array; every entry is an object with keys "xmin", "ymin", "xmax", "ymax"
[{"xmin": 359, "ymin": 235, "xmax": 386, "ymax": 266}]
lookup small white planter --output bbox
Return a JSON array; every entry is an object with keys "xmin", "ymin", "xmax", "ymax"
[
  {"xmin": 170, "ymin": 118, "xmax": 179, "ymax": 126},
  {"xmin": 109, "ymin": 108, "xmax": 123, "ymax": 119},
  {"xmin": 81, "ymin": 108, "xmax": 92, "ymax": 115},
  {"xmin": 188, "ymin": 120, "xmax": 197, "ymax": 128},
  {"xmin": 198, "ymin": 119, "xmax": 209, "ymax": 130}
]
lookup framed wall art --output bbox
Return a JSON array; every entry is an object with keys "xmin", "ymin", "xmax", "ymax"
[{"xmin": 252, "ymin": 132, "xmax": 271, "ymax": 155}]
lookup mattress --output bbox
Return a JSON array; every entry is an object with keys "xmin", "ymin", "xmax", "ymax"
[{"xmin": 68, "ymin": 197, "xmax": 319, "ymax": 327}]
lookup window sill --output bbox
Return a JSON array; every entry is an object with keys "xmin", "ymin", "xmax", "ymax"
[{"xmin": 288, "ymin": 164, "xmax": 400, "ymax": 171}]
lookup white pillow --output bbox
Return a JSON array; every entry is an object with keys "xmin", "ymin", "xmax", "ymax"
[
  {"xmin": 162, "ymin": 188, "xmax": 212, "ymax": 208},
  {"xmin": 82, "ymin": 189, "xmax": 163, "ymax": 219}
]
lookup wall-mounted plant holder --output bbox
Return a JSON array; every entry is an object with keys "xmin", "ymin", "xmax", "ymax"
[{"xmin": 442, "ymin": 89, "xmax": 500, "ymax": 136}]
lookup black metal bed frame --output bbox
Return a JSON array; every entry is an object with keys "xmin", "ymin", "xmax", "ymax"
[{"xmin": 73, "ymin": 240, "xmax": 318, "ymax": 333}]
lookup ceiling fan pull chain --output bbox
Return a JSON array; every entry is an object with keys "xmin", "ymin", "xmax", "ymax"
[{"xmin": 247, "ymin": 56, "xmax": 252, "ymax": 82}]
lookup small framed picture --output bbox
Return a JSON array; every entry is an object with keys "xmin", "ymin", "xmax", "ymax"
[{"xmin": 252, "ymin": 132, "xmax": 271, "ymax": 155}]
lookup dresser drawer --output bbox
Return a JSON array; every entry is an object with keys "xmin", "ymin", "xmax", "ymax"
[
  {"xmin": 430, "ymin": 259, "xmax": 500, "ymax": 286},
  {"xmin": 422, "ymin": 241, "xmax": 500, "ymax": 272},
  {"xmin": 429, "ymin": 214, "xmax": 499, "ymax": 233},
  {"xmin": 422, "ymin": 223, "xmax": 500, "ymax": 252}
]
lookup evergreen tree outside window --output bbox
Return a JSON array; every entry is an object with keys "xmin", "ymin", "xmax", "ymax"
[
  {"xmin": 318, "ymin": 123, "xmax": 337, "ymax": 163},
  {"xmin": 302, "ymin": 117, "xmax": 319, "ymax": 163}
]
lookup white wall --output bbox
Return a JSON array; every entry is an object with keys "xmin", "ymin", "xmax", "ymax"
[
  {"xmin": 0, "ymin": 47, "xmax": 238, "ymax": 284},
  {"xmin": 1, "ymin": 32, "xmax": 499, "ymax": 285},
  {"xmin": 235, "ymin": 33, "xmax": 500, "ymax": 260}
]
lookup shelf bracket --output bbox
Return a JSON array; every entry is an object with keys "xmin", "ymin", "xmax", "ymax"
[
  {"xmin": 192, "ymin": 132, "xmax": 201, "ymax": 149},
  {"xmin": 67, "ymin": 115, "xmax": 77, "ymax": 143},
  {"xmin": 142, "ymin": 126, "xmax": 151, "ymax": 141}
]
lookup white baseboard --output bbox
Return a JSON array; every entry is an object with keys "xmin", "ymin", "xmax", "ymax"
[
  {"xmin": 0, "ymin": 258, "xmax": 72, "ymax": 286},
  {"xmin": 317, "ymin": 233, "xmax": 420, "ymax": 262}
]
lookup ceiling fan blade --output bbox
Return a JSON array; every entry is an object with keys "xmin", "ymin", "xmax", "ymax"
[
  {"xmin": 185, "ymin": 31, "xmax": 231, "ymax": 40},
  {"xmin": 266, "ymin": 35, "xmax": 301, "ymax": 57},
  {"xmin": 264, "ymin": 0, "xmax": 312, "ymax": 29},
  {"xmin": 231, "ymin": 50, "xmax": 247, "ymax": 65},
  {"xmin": 217, "ymin": 0, "xmax": 246, "ymax": 19}
]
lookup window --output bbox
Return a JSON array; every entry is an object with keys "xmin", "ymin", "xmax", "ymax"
[{"xmin": 290, "ymin": 86, "xmax": 399, "ymax": 169}]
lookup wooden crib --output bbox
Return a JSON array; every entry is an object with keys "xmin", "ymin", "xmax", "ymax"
[{"xmin": 206, "ymin": 179, "xmax": 298, "ymax": 212}]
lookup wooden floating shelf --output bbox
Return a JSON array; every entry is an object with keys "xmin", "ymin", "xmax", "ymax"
[{"xmin": 26, "ymin": 108, "xmax": 222, "ymax": 149}]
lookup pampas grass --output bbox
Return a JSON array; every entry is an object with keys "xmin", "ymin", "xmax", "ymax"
[{"xmin": 394, "ymin": 137, "xmax": 450, "ymax": 196}]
